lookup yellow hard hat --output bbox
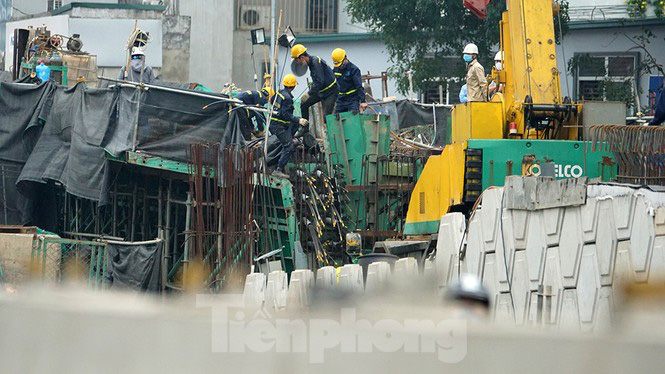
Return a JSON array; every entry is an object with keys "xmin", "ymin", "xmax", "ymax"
[
  {"xmin": 291, "ymin": 44, "xmax": 307, "ymax": 59},
  {"xmin": 262, "ymin": 86, "xmax": 275, "ymax": 98},
  {"xmin": 283, "ymin": 74, "xmax": 297, "ymax": 87},
  {"xmin": 332, "ymin": 48, "xmax": 346, "ymax": 67}
]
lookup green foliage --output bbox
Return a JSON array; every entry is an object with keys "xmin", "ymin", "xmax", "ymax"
[
  {"xmin": 626, "ymin": 0, "xmax": 648, "ymax": 17},
  {"xmin": 345, "ymin": 0, "xmax": 506, "ymax": 94},
  {"xmin": 554, "ymin": 1, "xmax": 570, "ymax": 44},
  {"xmin": 346, "ymin": 0, "xmax": 569, "ymax": 95},
  {"xmin": 652, "ymin": 0, "xmax": 665, "ymax": 17}
]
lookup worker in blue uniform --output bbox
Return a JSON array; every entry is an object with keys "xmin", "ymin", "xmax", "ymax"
[
  {"xmin": 236, "ymin": 86, "xmax": 274, "ymax": 136},
  {"xmin": 331, "ymin": 48, "xmax": 367, "ymax": 114},
  {"xmin": 270, "ymin": 74, "xmax": 308, "ymax": 179},
  {"xmin": 650, "ymin": 83, "xmax": 665, "ymax": 126},
  {"xmin": 291, "ymin": 44, "xmax": 339, "ymax": 124}
]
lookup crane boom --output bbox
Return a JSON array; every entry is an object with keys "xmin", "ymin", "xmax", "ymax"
[{"xmin": 463, "ymin": 0, "xmax": 491, "ymax": 20}]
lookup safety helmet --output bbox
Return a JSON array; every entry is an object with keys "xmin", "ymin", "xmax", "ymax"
[
  {"xmin": 446, "ymin": 273, "xmax": 490, "ymax": 307},
  {"xmin": 494, "ymin": 51, "xmax": 503, "ymax": 61},
  {"xmin": 262, "ymin": 86, "xmax": 275, "ymax": 99},
  {"xmin": 291, "ymin": 44, "xmax": 307, "ymax": 59},
  {"xmin": 463, "ymin": 43, "xmax": 479, "ymax": 55},
  {"xmin": 331, "ymin": 48, "xmax": 346, "ymax": 67},
  {"xmin": 131, "ymin": 47, "xmax": 145, "ymax": 57},
  {"xmin": 283, "ymin": 74, "xmax": 297, "ymax": 87}
]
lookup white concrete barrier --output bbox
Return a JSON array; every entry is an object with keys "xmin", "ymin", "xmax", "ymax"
[
  {"xmin": 315, "ymin": 266, "xmax": 336, "ymax": 288},
  {"xmin": 365, "ymin": 261, "xmax": 391, "ymax": 292},
  {"xmin": 242, "ymin": 273, "xmax": 266, "ymax": 308},
  {"xmin": 338, "ymin": 264, "xmax": 363, "ymax": 293},
  {"xmin": 287, "ymin": 269, "xmax": 314, "ymax": 309},
  {"xmin": 265, "ymin": 270, "xmax": 287, "ymax": 311}
]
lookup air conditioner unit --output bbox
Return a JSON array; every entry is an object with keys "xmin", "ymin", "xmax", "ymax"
[{"xmin": 239, "ymin": 5, "xmax": 271, "ymax": 30}]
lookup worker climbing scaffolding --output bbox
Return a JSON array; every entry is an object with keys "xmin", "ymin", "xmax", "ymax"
[
  {"xmin": 236, "ymin": 86, "xmax": 274, "ymax": 137},
  {"xmin": 291, "ymin": 44, "xmax": 339, "ymax": 129},
  {"xmin": 271, "ymin": 74, "xmax": 307, "ymax": 179}
]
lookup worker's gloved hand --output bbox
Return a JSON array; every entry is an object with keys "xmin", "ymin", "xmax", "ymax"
[
  {"xmin": 299, "ymin": 118, "xmax": 309, "ymax": 126},
  {"xmin": 360, "ymin": 102, "xmax": 368, "ymax": 112}
]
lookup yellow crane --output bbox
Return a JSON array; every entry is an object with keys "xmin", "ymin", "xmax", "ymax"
[{"xmin": 403, "ymin": 0, "xmax": 616, "ymax": 235}]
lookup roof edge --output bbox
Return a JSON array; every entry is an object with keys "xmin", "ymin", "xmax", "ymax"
[{"xmin": 52, "ymin": 2, "xmax": 165, "ymax": 16}]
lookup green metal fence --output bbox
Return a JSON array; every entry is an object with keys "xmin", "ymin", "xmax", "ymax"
[{"xmin": 31, "ymin": 236, "xmax": 108, "ymax": 288}]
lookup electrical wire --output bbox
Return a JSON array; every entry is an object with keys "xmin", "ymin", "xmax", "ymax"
[{"xmin": 556, "ymin": 0, "xmax": 571, "ymax": 100}]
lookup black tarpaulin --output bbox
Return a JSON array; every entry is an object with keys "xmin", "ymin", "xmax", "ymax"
[
  {"xmin": 104, "ymin": 86, "xmax": 246, "ymax": 162},
  {"xmin": 396, "ymin": 100, "xmax": 450, "ymax": 146},
  {"xmin": 105, "ymin": 240, "xmax": 163, "ymax": 292},
  {"xmin": 17, "ymin": 83, "xmax": 117, "ymax": 204},
  {"xmin": 0, "ymin": 81, "xmax": 56, "ymax": 224}
]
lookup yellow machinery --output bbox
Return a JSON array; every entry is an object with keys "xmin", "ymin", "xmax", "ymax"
[{"xmin": 403, "ymin": 0, "xmax": 615, "ymax": 235}]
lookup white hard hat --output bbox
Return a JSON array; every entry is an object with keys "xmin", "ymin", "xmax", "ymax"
[
  {"xmin": 463, "ymin": 43, "xmax": 479, "ymax": 55},
  {"xmin": 131, "ymin": 47, "xmax": 145, "ymax": 56},
  {"xmin": 494, "ymin": 51, "xmax": 503, "ymax": 61}
]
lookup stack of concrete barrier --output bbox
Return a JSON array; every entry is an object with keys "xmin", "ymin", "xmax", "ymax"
[
  {"xmin": 436, "ymin": 177, "xmax": 665, "ymax": 330},
  {"xmin": 242, "ymin": 256, "xmax": 426, "ymax": 310}
]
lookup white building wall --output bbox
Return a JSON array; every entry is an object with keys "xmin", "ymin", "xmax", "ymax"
[
  {"xmin": 180, "ymin": 0, "xmax": 234, "ymax": 91},
  {"xmin": 556, "ymin": 24, "xmax": 665, "ymax": 108}
]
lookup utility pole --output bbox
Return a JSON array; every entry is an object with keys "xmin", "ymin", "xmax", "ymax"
[{"xmin": 270, "ymin": 0, "xmax": 276, "ymax": 76}]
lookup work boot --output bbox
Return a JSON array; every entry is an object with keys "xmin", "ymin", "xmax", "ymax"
[
  {"xmin": 271, "ymin": 169, "xmax": 289, "ymax": 179},
  {"xmin": 253, "ymin": 130, "xmax": 265, "ymax": 138}
]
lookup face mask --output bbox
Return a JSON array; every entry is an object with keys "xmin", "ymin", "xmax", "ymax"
[
  {"xmin": 495, "ymin": 62, "xmax": 502, "ymax": 71},
  {"xmin": 463, "ymin": 54, "xmax": 473, "ymax": 63}
]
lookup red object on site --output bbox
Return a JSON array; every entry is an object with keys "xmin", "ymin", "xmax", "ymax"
[
  {"xmin": 509, "ymin": 122, "xmax": 518, "ymax": 134},
  {"xmin": 463, "ymin": 0, "xmax": 492, "ymax": 20}
]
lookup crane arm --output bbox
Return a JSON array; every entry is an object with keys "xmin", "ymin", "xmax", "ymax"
[{"xmin": 463, "ymin": 0, "xmax": 492, "ymax": 20}]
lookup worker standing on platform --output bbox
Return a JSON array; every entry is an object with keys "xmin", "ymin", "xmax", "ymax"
[
  {"xmin": 488, "ymin": 51, "xmax": 504, "ymax": 98},
  {"xmin": 463, "ymin": 43, "xmax": 487, "ymax": 102},
  {"xmin": 331, "ymin": 48, "xmax": 367, "ymax": 114},
  {"xmin": 271, "ymin": 74, "xmax": 308, "ymax": 179},
  {"xmin": 236, "ymin": 86, "xmax": 274, "ymax": 137},
  {"xmin": 291, "ymin": 44, "xmax": 338, "ymax": 124},
  {"xmin": 119, "ymin": 47, "xmax": 155, "ymax": 84}
]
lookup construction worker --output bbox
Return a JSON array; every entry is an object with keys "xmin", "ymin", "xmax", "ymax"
[
  {"xmin": 488, "ymin": 51, "xmax": 504, "ymax": 97},
  {"xmin": 463, "ymin": 43, "xmax": 487, "ymax": 102},
  {"xmin": 271, "ymin": 74, "xmax": 308, "ymax": 178},
  {"xmin": 119, "ymin": 47, "xmax": 155, "ymax": 84},
  {"xmin": 236, "ymin": 86, "xmax": 274, "ymax": 136},
  {"xmin": 331, "ymin": 48, "xmax": 367, "ymax": 114},
  {"xmin": 445, "ymin": 273, "xmax": 490, "ymax": 320},
  {"xmin": 650, "ymin": 84, "xmax": 665, "ymax": 126},
  {"xmin": 291, "ymin": 44, "xmax": 338, "ymax": 123}
]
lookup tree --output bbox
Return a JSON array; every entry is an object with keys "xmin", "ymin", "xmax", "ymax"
[
  {"xmin": 346, "ymin": 0, "xmax": 569, "ymax": 95},
  {"xmin": 345, "ymin": 0, "xmax": 506, "ymax": 94}
]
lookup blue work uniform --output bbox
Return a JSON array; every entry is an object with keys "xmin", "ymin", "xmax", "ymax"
[
  {"xmin": 301, "ymin": 55, "xmax": 339, "ymax": 121},
  {"xmin": 334, "ymin": 61, "xmax": 365, "ymax": 113},
  {"xmin": 272, "ymin": 88, "xmax": 301, "ymax": 170},
  {"xmin": 651, "ymin": 87, "xmax": 665, "ymax": 126},
  {"xmin": 236, "ymin": 90, "xmax": 269, "ymax": 131}
]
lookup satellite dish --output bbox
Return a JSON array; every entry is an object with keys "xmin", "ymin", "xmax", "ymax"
[{"xmin": 291, "ymin": 60, "xmax": 308, "ymax": 77}]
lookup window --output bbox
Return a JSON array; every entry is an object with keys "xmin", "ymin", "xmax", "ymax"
[
  {"xmin": 48, "ymin": 0, "xmax": 63, "ymax": 11},
  {"xmin": 236, "ymin": 0, "xmax": 338, "ymax": 34},
  {"xmin": 573, "ymin": 53, "xmax": 639, "ymax": 107}
]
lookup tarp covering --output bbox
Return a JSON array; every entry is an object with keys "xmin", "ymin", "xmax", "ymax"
[
  {"xmin": 396, "ymin": 100, "xmax": 450, "ymax": 146},
  {"xmin": 105, "ymin": 240, "xmax": 163, "ymax": 292},
  {"xmin": 0, "ymin": 81, "xmax": 56, "ymax": 224},
  {"xmin": 0, "ymin": 80, "xmax": 250, "ymax": 226},
  {"xmin": 17, "ymin": 83, "xmax": 116, "ymax": 203}
]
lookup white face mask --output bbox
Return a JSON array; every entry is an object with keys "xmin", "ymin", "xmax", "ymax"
[{"xmin": 495, "ymin": 62, "xmax": 503, "ymax": 71}]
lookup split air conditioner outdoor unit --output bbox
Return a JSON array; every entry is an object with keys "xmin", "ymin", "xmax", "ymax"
[{"xmin": 239, "ymin": 5, "xmax": 271, "ymax": 30}]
